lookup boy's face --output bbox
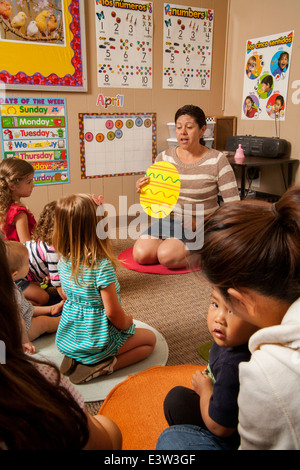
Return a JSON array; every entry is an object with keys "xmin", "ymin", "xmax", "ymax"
[
  {"xmin": 247, "ymin": 59, "xmax": 256, "ymax": 71},
  {"xmin": 207, "ymin": 289, "xmax": 257, "ymax": 348},
  {"xmin": 261, "ymin": 82, "xmax": 270, "ymax": 93}
]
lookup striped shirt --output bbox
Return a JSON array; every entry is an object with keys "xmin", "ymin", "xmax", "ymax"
[
  {"xmin": 56, "ymin": 257, "xmax": 135, "ymax": 365},
  {"xmin": 24, "ymin": 240, "xmax": 60, "ymax": 287},
  {"xmin": 156, "ymin": 147, "xmax": 239, "ymax": 217},
  {"xmin": 14, "ymin": 284, "xmax": 33, "ymax": 331}
]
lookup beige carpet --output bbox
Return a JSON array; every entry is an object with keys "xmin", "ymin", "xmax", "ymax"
[{"xmin": 85, "ymin": 237, "xmax": 212, "ymax": 415}]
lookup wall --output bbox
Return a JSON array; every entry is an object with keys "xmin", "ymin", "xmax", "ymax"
[
  {"xmin": 0, "ymin": 0, "xmax": 229, "ymax": 218},
  {"xmin": 224, "ymin": 0, "xmax": 300, "ymax": 195}
]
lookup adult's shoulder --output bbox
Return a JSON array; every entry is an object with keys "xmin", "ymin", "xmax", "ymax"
[
  {"xmin": 205, "ymin": 148, "xmax": 229, "ymax": 161},
  {"xmin": 156, "ymin": 147, "xmax": 177, "ymax": 162}
]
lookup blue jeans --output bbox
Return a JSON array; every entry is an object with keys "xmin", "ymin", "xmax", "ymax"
[{"xmin": 156, "ymin": 425, "xmax": 235, "ymax": 451}]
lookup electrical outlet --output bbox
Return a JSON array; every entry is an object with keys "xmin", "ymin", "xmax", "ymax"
[
  {"xmin": 252, "ymin": 171, "xmax": 260, "ymax": 188},
  {"xmin": 247, "ymin": 167, "xmax": 259, "ymax": 180}
]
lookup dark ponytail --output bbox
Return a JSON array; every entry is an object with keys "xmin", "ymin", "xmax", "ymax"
[{"xmin": 198, "ymin": 186, "xmax": 300, "ymax": 304}]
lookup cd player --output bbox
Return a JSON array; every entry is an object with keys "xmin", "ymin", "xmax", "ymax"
[{"xmin": 225, "ymin": 136, "xmax": 288, "ymax": 158}]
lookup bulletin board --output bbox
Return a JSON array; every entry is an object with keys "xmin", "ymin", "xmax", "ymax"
[
  {"xmin": 242, "ymin": 30, "xmax": 294, "ymax": 121},
  {"xmin": 0, "ymin": 96, "xmax": 70, "ymax": 186},
  {"xmin": 0, "ymin": 0, "xmax": 87, "ymax": 91},
  {"xmin": 79, "ymin": 113, "xmax": 157, "ymax": 178}
]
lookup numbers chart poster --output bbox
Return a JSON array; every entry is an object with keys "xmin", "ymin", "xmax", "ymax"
[
  {"xmin": 0, "ymin": 97, "xmax": 69, "ymax": 186},
  {"xmin": 242, "ymin": 31, "xmax": 294, "ymax": 121},
  {"xmin": 80, "ymin": 113, "xmax": 156, "ymax": 178},
  {"xmin": 163, "ymin": 4, "xmax": 214, "ymax": 90},
  {"xmin": 95, "ymin": 0, "xmax": 153, "ymax": 88}
]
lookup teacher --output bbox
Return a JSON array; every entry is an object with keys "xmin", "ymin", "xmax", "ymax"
[{"xmin": 133, "ymin": 105, "xmax": 239, "ymax": 269}]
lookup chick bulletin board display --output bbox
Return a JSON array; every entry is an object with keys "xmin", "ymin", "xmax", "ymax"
[
  {"xmin": 163, "ymin": 3, "xmax": 214, "ymax": 90},
  {"xmin": 95, "ymin": 0, "xmax": 153, "ymax": 89},
  {"xmin": 242, "ymin": 31, "xmax": 294, "ymax": 121},
  {"xmin": 0, "ymin": 0, "xmax": 87, "ymax": 91},
  {"xmin": 0, "ymin": 97, "xmax": 70, "ymax": 185},
  {"xmin": 79, "ymin": 113, "xmax": 156, "ymax": 178}
]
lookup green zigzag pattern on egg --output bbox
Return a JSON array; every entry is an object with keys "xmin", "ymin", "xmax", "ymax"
[{"xmin": 140, "ymin": 161, "xmax": 181, "ymax": 219}]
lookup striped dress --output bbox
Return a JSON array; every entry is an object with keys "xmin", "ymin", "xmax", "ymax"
[
  {"xmin": 156, "ymin": 147, "xmax": 240, "ymax": 217},
  {"xmin": 55, "ymin": 257, "xmax": 135, "ymax": 365},
  {"xmin": 24, "ymin": 240, "xmax": 60, "ymax": 287}
]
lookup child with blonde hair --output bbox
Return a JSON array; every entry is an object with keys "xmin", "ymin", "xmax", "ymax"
[
  {"xmin": 52, "ymin": 193, "xmax": 156, "ymax": 384},
  {"xmin": 0, "ymin": 237, "xmax": 121, "ymax": 450},
  {"xmin": 0, "ymin": 157, "xmax": 49, "ymax": 305},
  {"xmin": 5, "ymin": 241, "xmax": 62, "ymax": 353}
]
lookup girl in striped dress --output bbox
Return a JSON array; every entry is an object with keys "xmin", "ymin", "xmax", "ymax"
[{"xmin": 53, "ymin": 193, "xmax": 156, "ymax": 384}]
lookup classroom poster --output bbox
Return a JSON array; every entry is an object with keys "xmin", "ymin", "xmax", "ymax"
[
  {"xmin": 0, "ymin": 97, "xmax": 70, "ymax": 185},
  {"xmin": 242, "ymin": 31, "xmax": 294, "ymax": 121},
  {"xmin": 0, "ymin": 0, "xmax": 87, "ymax": 91},
  {"xmin": 163, "ymin": 3, "xmax": 214, "ymax": 90},
  {"xmin": 79, "ymin": 113, "xmax": 156, "ymax": 178},
  {"xmin": 95, "ymin": 0, "xmax": 153, "ymax": 89}
]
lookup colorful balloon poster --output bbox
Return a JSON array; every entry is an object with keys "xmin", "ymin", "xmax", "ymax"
[
  {"xmin": 163, "ymin": 3, "xmax": 214, "ymax": 90},
  {"xmin": 0, "ymin": 97, "xmax": 70, "ymax": 185},
  {"xmin": 242, "ymin": 31, "xmax": 294, "ymax": 121},
  {"xmin": 79, "ymin": 113, "xmax": 156, "ymax": 178},
  {"xmin": 95, "ymin": 0, "xmax": 153, "ymax": 89}
]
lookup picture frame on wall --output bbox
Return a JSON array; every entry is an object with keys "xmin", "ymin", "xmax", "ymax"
[{"xmin": 0, "ymin": 0, "xmax": 87, "ymax": 91}]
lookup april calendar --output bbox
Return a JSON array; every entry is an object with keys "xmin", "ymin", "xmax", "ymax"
[
  {"xmin": 163, "ymin": 4, "xmax": 214, "ymax": 90},
  {"xmin": 79, "ymin": 113, "xmax": 156, "ymax": 178},
  {"xmin": 95, "ymin": 0, "xmax": 153, "ymax": 89}
]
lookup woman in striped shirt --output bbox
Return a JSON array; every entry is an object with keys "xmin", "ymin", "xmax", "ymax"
[
  {"xmin": 133, "ymin": 105, "xmax": 239, "ymax": 269},
  {"xmin": 53, "ymin": 194, "xmax": 156, "ymax": 384}
]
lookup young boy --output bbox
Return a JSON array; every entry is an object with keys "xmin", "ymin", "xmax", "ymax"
[
  {"xmin": 5, "ymin": 241, "xmax": 63, "ymax": 353},
  {"xmin": 160, "ymin": 289, "xmax": 257, "ymax": 450}
]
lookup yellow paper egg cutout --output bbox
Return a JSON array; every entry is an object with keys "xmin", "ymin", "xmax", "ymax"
[{"xmin": 140, "ymin": 161, "xmax": 181, "ymax": 218}]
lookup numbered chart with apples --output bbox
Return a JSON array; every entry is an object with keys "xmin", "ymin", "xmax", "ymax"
[
  {"xmin": 163, "ymin": 4, "xmax": 214, "ymax": 90},
  {"xmin": 95, "ymin": 0, "xmax": 153, "ymax": 88}
]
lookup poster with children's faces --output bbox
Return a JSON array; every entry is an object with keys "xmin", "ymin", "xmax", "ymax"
[
  {"xmin": 242, "ymin": 31, "xmax": 294, "ymax": 121},
  {"xmin": 0, "ymin": 97, "xmax": 69, "ymax": 185},
  {"xmin": 95, "ymin": 0, "xmax": 153, "ymax": 89},
  {"xmin": 163, "ymin": 3, "xmax": 214, "ymax": 90}
]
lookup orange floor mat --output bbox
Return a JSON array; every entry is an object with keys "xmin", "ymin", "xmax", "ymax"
[{"xmin": 99, "ymin": 364, "xmax": 205, "ymax": 450}]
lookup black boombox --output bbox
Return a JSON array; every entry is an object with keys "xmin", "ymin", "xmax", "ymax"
[{"xmin": 225, "ymin": 135, "xmax": 288, "ymax": 158}]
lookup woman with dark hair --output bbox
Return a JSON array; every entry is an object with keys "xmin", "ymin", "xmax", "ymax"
[
  {"xmin": 156, "ymin": 185, "xmax": 300, "ymax": 450},
  {"xmin": 133, "ymin": 105, "xmax": 239, "ymax": 269},
  {"xmin": 0, "ymin": 238, "xmax": 122, "ymax": 450}
]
